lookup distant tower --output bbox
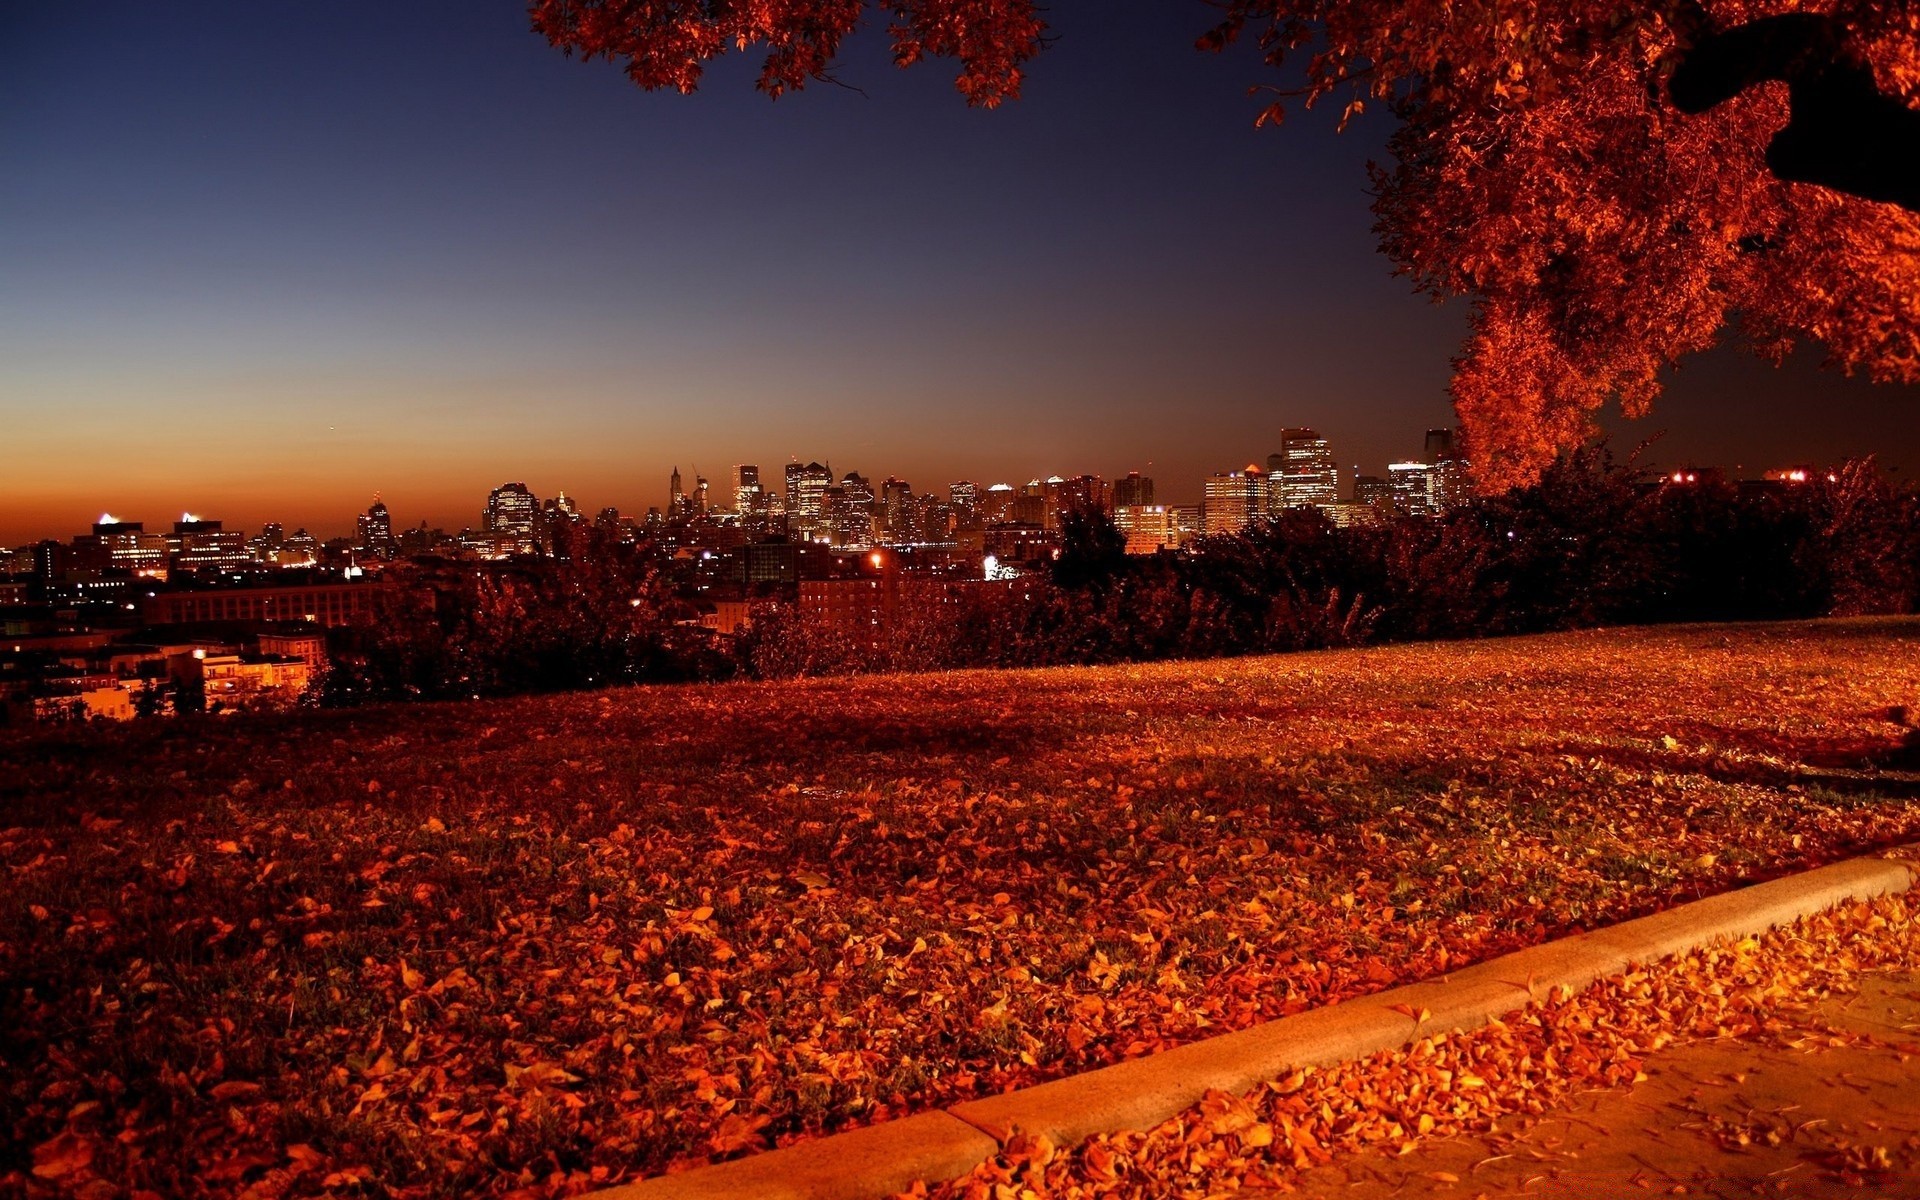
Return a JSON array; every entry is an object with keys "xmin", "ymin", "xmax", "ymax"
[
  {"xmin": 1113, "ymin": 471, "xmax": 1154, "ymax": 508},
  {"xmin": 357, "ymin": 497, "xmax": 396, "ymax": 559},
  {"xmin": 790, "ymin": 462, "xmax": 832, "ymax": 538},
  {"xmin": 484, "ymin": 482, "xmax": 538, "ymax": 554},
  {"xmin": 1204, "ymin": 466, "xmax": 1265, "ymax": 535},
  {"xmin": 732, "ymin": 464, "xmax": 761, "ymax": 515},
  {"xmin": 669, "ymin": 466, "xmax": 684, "ymax": 512},
  {"xmin": 1268, "ymin": 428, "xmax": 1339, "ymax": 514},
  {"xmin": 1425, "ymin": 427, "xmax": 1468, "ymax": 511}
]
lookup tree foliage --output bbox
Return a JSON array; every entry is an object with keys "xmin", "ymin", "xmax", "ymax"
[{"xmin": 532, "ymin": 1, "xmax": 1920, "ymax": 488}]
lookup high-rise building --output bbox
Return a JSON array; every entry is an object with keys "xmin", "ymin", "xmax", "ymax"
[
  {"xmin": 790, "ymin": 462, "xmax": 833, "ymax": 538},
  {"xmin": 981, "ymin": 483, "xmax": 1016, "ymax": 524},
  {"xmin": 1388, "ymin": 462, "xmax": 1440, "ymax": 516},
  {"xmin": 1268, "ymin": 428, "xmax": 1340, "ymax": 514},
  {"xmin": 169, "ymin": 516, "xmax": 252, "ymax": 576},
  {"xmin": 1012, "ymin": 481, "xmax": 1048, "ymax": 526},
  {"xmin": 1352, "ymin": 473, "xmax": 1392, "ymax": 508},
  {"xmin": 948, "ymin": 480, "xmax": 979, "ymax": 529},
  {"xmin": 732, "ymin": 465, "xmax": 761, "ymax": 515},
  {"xmin": 1204, "ymin": 467, "xmax": 1266, "ymax": 535},
  {"xmin": 356, "ymin": 499, "xmax": 396, "ymax": 559},
  {"xmin": 1425, "ymin": 427, "xmax": 1469, "ymax": 510},
  {"xmin": 1113, "ymin": 505, "xmax": 1181, "ymax": 554},
  {"xmin": 829, "ymin": 472, "xmax": 874, "ymax": 547},
  {"xmin": 881, "ymin": 478, "xmax": 912, "ymax": 535},
  {"xmin": 1113, "ymin": 471, "xmax": 1154, "ymax": 508},
  {"xmin": 484, "ymin": 482, "xmax": 538, "ymax": 554},
  {"xmin": 534, "ymin": 492, "xmax": 583, "ymax": 551},
  {"xmin": 74, "ymin": 518, "xmax": 168, "ymax": 575},
  {"xmin": 1043, "ymin": 474, "xmax": 1109, "ymax": 529}
]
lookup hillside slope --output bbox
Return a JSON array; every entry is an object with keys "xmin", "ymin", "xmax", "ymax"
[{"xmin": 4, "ymin": 619, "xmax": 1919, "ymax": 1197}]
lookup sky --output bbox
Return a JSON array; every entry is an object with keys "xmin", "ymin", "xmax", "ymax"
[{"xmin": 3, "ymin": 1, "xmax": 1917, "ymax": 543}]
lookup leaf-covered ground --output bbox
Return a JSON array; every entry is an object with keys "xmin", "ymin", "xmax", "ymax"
[
  {"xmin": 4, "ymin": 618, "xmax": 1919, "ymax": 1198},
  {"xmin": 924, "ymin": 888, "xmax": 1920, "ymax": 1199}
]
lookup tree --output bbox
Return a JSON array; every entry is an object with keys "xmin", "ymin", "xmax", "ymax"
[{"xmin": 531, "ymin": 1, "xmax": 1920, "ymax": 489}]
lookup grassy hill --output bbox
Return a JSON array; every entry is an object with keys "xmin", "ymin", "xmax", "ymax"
[{"xmin": 5, "ymin": 618, "xmax": 1919, "ymax": 1197}]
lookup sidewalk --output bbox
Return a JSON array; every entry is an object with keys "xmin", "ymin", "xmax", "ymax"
[{"xmin": 1280, "ymin": 969, "xmax": 1920, "ymax": 1198}]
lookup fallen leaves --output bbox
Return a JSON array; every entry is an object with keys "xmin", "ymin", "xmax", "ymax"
[
  {"xmin": 1, "ymin": 620, "xmax": 1918, "ymax": 1197},
  {"xmin": 927, "ymin": 891, "xmax": 1920, "ymax": 1198}
]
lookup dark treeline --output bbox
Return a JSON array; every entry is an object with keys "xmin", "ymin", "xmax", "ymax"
[
  {"xmin": 321, "ymin": 522, "xmax": 733, "ymax": 704},
  {"xmin": 325, "ymin": 449, "xmax": 1920, "ymax": 700}
]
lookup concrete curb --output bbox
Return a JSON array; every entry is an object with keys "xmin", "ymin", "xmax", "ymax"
[{"xmin": 597, "ymin": 845, "xmax": 1920, "ymax": 1199}]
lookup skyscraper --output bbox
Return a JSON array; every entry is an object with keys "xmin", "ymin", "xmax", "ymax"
[
  {"xmin": 356, "ymin": 499, "xmax": 396, "ymax": 559},
  {"xmin": 732, "ymin": 465, "xmax": 761, "ymax": 515},
  {"xmin": 169, "ymin": 516, "xmax": 252, "ymax": 575},
  {"xmin": 1113, "ymin": 471, "xmax": 1154, "ymax": 508},
  {"xmin": 948, "ymin": 480, "xmax": 979, "ymax": 529},
  {"xmin": 792, "ymin": 462, "xmax": 832, "ymax": 538},
  {"xmin": 1204, "ymin": 467, "xmax": 1265, "ymax": 535},
  {"xmin": 1269, "ymin": 428, "xmax": 1340, "ymax": 514},
  {"xmin": 981, "ymin": 483, "xmax": 1016, "ymax": 524},
  {"xmin": 1352, "ymin": 472, "xmax": 1392, "ymax": 508},
  {"xmin": 1388, "ymin": 462, "xmax": 1439, "ymax": 516},
  {"xmin": 881, "ymin": 477, "xmax": 911, "ymax": 535},
  {"xmin": 484, "ymin": 482, "xmax": 538, "ymax": 554},
  {"xmin": 1425, "ymin": 427, "xmax": 1469, "ymax": 510}
]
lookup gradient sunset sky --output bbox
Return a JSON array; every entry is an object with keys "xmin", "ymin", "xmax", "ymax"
[{"xmin": 5, "ymin": 1, "xmax": 1917, "ymax": 543}]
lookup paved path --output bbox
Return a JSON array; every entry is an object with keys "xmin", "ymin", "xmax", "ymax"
[{"xmin": 1277, "ymin": 971, "xmax": 1920, "ymax": 1198}]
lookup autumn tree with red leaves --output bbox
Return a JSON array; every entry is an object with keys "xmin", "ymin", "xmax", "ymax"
[{"xmin": 531, "ymin": 1, "xmax": 1920, "ymax": 488}]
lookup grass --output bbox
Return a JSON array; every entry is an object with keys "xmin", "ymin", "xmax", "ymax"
[{"xmin": 3, "ymin": 617, "xmax": 1919, "ymax": 1197}]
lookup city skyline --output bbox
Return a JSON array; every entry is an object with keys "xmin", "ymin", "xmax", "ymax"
[
  {"xmin": 7, "ymin": 3, "xmax": 1920, "ymax": 547},
  {"xmin": 7, "ymin": 424, "xmax": 1872, "ymax": 548}
]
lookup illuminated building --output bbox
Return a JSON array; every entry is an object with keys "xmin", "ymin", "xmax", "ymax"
[
  {"xmin": 1113, "ymin": 504, "xmax": 1181, "ymax": 553},
  {"xmin": 732, "ymin": 464, "xmax": 761, "ymax": 514},
  {"xmin": 980, "ymin": 483, "xmax": 1016, "ymax": 524},
  {"xmin": 76, "ymin": 518, "xmax": 168, "ymax": 575},
  {"xmin": 1352, "ymin": 473, "xmax": 1391, "ymax": 508},
  {"xmin": 838, "ymin": 472, "xmax": 875, "ymax": 546},
  {"xmin": 484, "ymin": 483, "xmax": 538, "ymax": 554},
  {"xmin": 257, "ymin": 629, "xmax": 327, "ymax": 669},
  {"xmin": 539, "ymin": 492, "xmax": 583, "ymax": 548},
  {"xmin": 1043, "ymin": 474, "xmax": 1108, "ymax": 530},
  {"xmin": 1426, "ymin": 428, "xmax": 1469, "ymax": 510},
  {"xmin": 1203, "ymin": 467, "xmax": 1265, "ymax": 535},
  {"xmin": 189, "ymin": 652, "xmax": 313, "ymax": 710},
  {"xmin": 1268, "ymin": 428, "xmax": 1340, "ymax": 513},
  {"xmin": 280, "ymin": 528, "xmax": 321, "ymax": 566},
  {"xmin": 948, "ymin": 480, "xmax": 980, "ymax": 530},
  {"xmin": 1388, "ymin": 462, "xmax": 1439, "ymax": 516},
  {"xmin": 983, "ymin": 521, "xmax": 1051, "ymax": 566},
  {"xmin": 169, "ymin": 517, "xmax": 253, "ymax": 576},
  {"xmin": 881, "ymin": 477, "xmax": 911, "ymax": 535},
  {"xmin": 356, "ymin": 499, "xmax": 396, "ymax": 559},
  {"xmin": 1012, "ymin": 481, "xmax": 1048, "ymax": 526},
  {"xmin": 790, "ymin": 462, "xmax": 832, "ymax": 538}
]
